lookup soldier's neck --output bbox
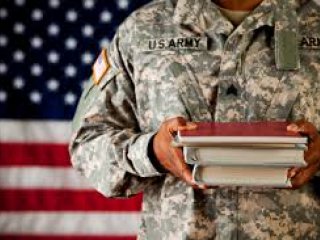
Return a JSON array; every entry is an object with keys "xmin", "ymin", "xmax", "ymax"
[{"xmin": 213, "ymin": 0, "xmax": 264, "ymax": 11}]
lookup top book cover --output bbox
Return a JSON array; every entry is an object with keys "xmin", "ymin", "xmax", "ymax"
[{"xmin": 177, "ymin": 122, "xmax": 307, "ymax": 145}]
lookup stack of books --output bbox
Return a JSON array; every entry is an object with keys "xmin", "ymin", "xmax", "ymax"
[{"xmin": 174, "ymin": 122, "xmax": 307, "ymax": 188}]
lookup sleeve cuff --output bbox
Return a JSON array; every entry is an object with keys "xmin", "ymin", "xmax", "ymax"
[{"xmin": 128, "ymin": 132, "xmax": 165, "ymax": 177}]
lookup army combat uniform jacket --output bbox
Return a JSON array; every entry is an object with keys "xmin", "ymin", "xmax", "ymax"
[{"xmin": 70, "ymin": 0, "xmax": 320, "ymax": 239}]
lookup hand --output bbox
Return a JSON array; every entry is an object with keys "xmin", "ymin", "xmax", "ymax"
[
  {"xmin": 153, "ymin": 117, "xmax": 205, "ymax": 189},
  {"xmin": 287, "ymin": 119, "xmax": 320, "ymax": 189}
]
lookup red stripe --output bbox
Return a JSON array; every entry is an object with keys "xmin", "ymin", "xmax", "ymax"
[
  {"xmin": 0, "ymin": 236, "xmax": 136, "ymax": 240},
  {"xmin": 0, "ymin": 190, "xmax": 142, "ymax": 211},
  {"xmin": 0, "ymin": 143, "xmax": 70, "ymax": 166}
]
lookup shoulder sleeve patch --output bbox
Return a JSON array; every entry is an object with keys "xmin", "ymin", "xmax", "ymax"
[{"xmin": 92, "ymin": 49, "xmax": 110, "ymax": 85}]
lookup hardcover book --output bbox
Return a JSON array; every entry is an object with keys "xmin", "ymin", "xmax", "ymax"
[
  {"xmin": 176, "ymin": 122, "xmax": 307, "ymax": 145},
  {"xmin": 193, "ymin": 165, "xmax": 292, "ymax": 188}
]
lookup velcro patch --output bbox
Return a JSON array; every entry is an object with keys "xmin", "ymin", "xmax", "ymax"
[{"xmin": 92, "ymin": 49, "xmax": 110, "ymax": 85}]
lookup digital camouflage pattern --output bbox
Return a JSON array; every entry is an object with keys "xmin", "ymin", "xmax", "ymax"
[{"xmin": 69, "ymin": 0, "xmax": 320, "ymax": 239}]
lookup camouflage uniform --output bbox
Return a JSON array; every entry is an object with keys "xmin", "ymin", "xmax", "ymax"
[{"xmin": 69, "ymin": 0, "xmax": 320, "ymax": 239}]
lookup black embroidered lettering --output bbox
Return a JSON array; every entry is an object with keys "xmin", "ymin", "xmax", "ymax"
[
  {"xmin": 168, "ymin": 39, "xmax": 176, "ymax": 48},
  {"xmin": 158, "ymin": 39, "xmax": 165, "ymax": 49},
  {"xmin": 194, "ymin": 38, "xmax": 201, "ymax": 48},
  {"xmin": 309, "ymin": 37, "xmax": 316, "ymax": 46},
  {"xmin": 300, "ymin": 37, "xmax": 310, "ymax": 47},
  {"xmin": 177, "ymin": 38, "xmax": 184, "ymax": 48},
  {"xmin": 185, "ymin": 38, "xmax": 193, "ymax": 47},
  {"xmin": 149, "ymin": 40, "xmax": 156, "ymax": 50}
]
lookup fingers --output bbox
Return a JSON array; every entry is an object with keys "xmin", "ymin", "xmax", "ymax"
[
  {"xmin": 165, "ymin": 117, "xmax": 197, "ymax": 135},
  {"xmin": 287, "ymin": 119, "xmax": 318, "ymax": 140},
  {"xmin": 290, "ymin": 162, "xmax": 320, "ymax": 189},
  {"xmin": 171, "ymin": 147, "xmax": 206, "ymax": 189}
]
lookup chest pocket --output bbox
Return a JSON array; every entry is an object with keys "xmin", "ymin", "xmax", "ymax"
[
  {"xmin": 133, "ymin": 36, "xmax": 220, "ymax": 123},
  {"xmin": 243, "ymin": 39, "xmax": 299, "ymax": 121}
]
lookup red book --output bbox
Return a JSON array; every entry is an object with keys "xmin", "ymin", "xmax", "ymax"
[{"xmin": 177, "ymin": 122, "xmax": 307, "ymax": 145}]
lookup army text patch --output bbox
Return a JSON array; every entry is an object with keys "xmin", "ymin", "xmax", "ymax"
[
  {"xmin": 300, "ymin": 36, "xmax": 320, "ymax": 49},
  {"xmin": 92, "ymin": 49, "xmax": 110, "ymax": 85},
  {"xmin": 142, "ymin": 37, "xmax": 208, "ymax": 52}
]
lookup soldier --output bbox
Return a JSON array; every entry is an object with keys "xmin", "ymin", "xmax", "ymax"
[{"xmin": 70, "ymin": 0, "xmax": 320, "ymax": 239}]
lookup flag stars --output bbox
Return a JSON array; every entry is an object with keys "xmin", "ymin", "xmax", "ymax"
[
  {"xmin": 30, "ymin": 64, "xmax": 43, "ymax": 76},
  {"xmin": 82, "ymin": 25, "xmax": 94, "ymax": 37},
  {"xmin": 30, "ymin": 91, "xmax": 42, "ymax": 104},
  {"xmin": 49, "ymin": 0, "xmax": 60, "ymax": 9},
  {"xmin": 13, "ymin": 77, "xmax": 25, "ymax": 89},
  {"xmin": 100, "ymin": 38, "xmax": 110, "ymax": 48},
  {"xmin": 65, "ymin": 37, "xmax": 77, "ymax": 50},
  {"xmin": 65, "ymin": 64, "xmax": 77, "ymax": 77},
  {"xmin": 13, "ymin": 22, "xmax": 25, "ymax": 34},
  {"xmin": 15, "ymin": 0, "xmax": 26, "ymax": 6},
  {"xmin": 64, "ymin": 92, "xmax": 77, "ymax": 105},
  {"xmin": 0, "ymin": 8, "xmax": 8, "ymax": 19},
  {"xmin": 118, "ymin": 0, "xmax": 129, "ymax": 10},
  {"xmin": 31, "ymin": 9, "xmax": 43, "ymax": 21},
  {"xmin": 0, "ymin": 35, "xmax": 8, "ymax": 47},
  {"xmin": 0, "ymin": 91, "xmax": 7, "ymax": 102},
  {"xmin": 30, "ymin": 36, "xmax": 43, "ymax": 49},
  {"xmin": 13, "ymin": 50, "xmax": 25, "ymax": 62},
  {"xmin": 83, "ymin": 0, "xmax": 95, "ymax": 9},
  {"xmin": 48, "ymin": 23, "xmax": 60, "ymax": 36},
  {"xmin": 100, "ymin": 10, "xmax": 112, "ymax": 23},
  {"xmin": 82, "ymin": 52, "xmax": 94, "ymax": 65},
  {"xmin": 47, "ymin": 79, "xmax": 59, "ymax": 91},
  {"xmin": 66, "ymin": 10, "xmax": 78, "ymax": 22},
  {"xmin": 48, "ymin": 51, "xmax": 60, "ymax": 64},
  {"xmin": 0, "ymin": 63, "xmax": 8, "ymax": 74}
]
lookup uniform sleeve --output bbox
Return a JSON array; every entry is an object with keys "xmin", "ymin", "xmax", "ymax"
[{"xmin": 69, "ymin": 25, "xmax": 164, "ymax": 198}]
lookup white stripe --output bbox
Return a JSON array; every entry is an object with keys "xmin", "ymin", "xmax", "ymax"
[
  {"xmin": 0, "ymin": 120, "xmax": 71, "ymax": 143},
  {"xmin": 0, "ymin": 212, "xmax": 140, "ymax": 235},
  {"xmin": 0, "ymin": 167, "xmax": 92, "ymax": 189}
]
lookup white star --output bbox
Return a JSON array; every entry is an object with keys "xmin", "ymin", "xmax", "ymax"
[
  {"xmin": 30, "ymin": 36, "xmax": 43, "ymax": 49},
  {"xmin": 0, "ymin": 63, "xmax": 7, "ymax": 74},
  {"xmin": 13, "ymin": 50, "xmax": 25, "ymax": 62},
  {"xmin": 66, "ymin": 10, "xmax": 77, "ymax": 22},
  {"xmin": 0, "ymin": 91, "xmax": 7, "ymax": 102},
  {"xmin": 81, "ymin": 80, "xmax": 88, "ymax": 90},
  {"xmin": 49, "ymin": 0, "xmax": 60, "ymax": 8},
  {"xmin": 64, "ymin": 92, "xmax": 77, "ymax": 105},
  {"xmin": 13, "ymin": 77, "xmax": 25, "ymax": 89},
  {"xmin": 48, "ymin": 23, "xmax": 60, "ymax": 36},
  {"xmin": 0, "ymin": 35, "xmax": 8, "ymax": 47},
  {"xmin": 31, "ymin": 64, "xmax": 43, "ymax": 76},
  {"xmin": 65, "ymin": 64, "xmax": 77, "ymax": 77},
  {"xmin": 118, "ymin": 0, "xmax": 129, "ymax": 10},
  {"xmin": 83, "ymin": 0, "xmax": 95, "ymax": 9},
  {"xmin": 15, "ymin": 0, "xmax": 25, "ymax": 6},
  {"xmin": 0, "ymin": 8, "xmax": 8, "ymax": 19},
  {"xmin": 65, "ymin": 37, "xmax": 77, "ymax": 49},
  {"xmin": 82, "ymin": 24, "xmax": 94, "ymax": 37},
  {"xmin": 30, "ymin": 91, "xmax": 42, "ymax": 104},
  {"xmin": 100, "ymin": 10, "xmax": 112, "ymax": 23},
  {"xmin": 81, "ymin": 52, "xmax": 94, "ymax": 65},
  {"xmin": 47, "ymin": 51, "xmax": 60, "ymax": 64},
  {"xmin": 47, "ymin": 79, "xmax": 59, "ymax": 91},
  {"xmin": 100, "ymin": 38, "xmax": 110, "ymax": 48},
  {"xmin": 31, "ymin": 9, "xmax": 43, "ymax": 21},
  {"xmin": 13, "ymin": 22, "xmax": 25, "ymax": 34}
]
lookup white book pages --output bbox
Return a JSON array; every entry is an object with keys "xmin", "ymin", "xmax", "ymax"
[{"xmin": 193, "ymin": 165, "xmax": 292, "ymax": 188}]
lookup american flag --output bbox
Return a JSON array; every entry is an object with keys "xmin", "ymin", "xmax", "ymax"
[{"xmin": 0, "ymin": 0, "xmax": 150, "ymax": 239}]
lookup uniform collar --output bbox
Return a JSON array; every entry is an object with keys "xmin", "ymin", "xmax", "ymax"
[{"xmin": 172, "ymin": 0, "xmax": 310, "ymax": 35}]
